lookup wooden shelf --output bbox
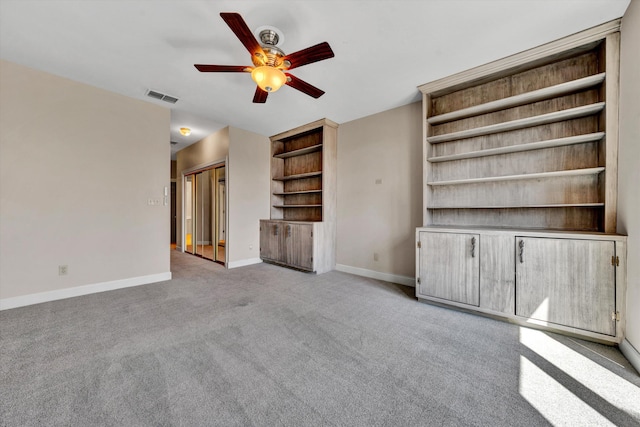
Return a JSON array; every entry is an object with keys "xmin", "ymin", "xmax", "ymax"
[
  {"xmin": 427, "ymin": 103, "xmax": 605, "ymax": 144},
  {"xmin": 272, "ymin": 171, "xmax": 322, "ymax": 181},
  {"xmin": 273, "ymin": 190, "xmax": 323, "ymax": 196},
  {"xmin": 273, "ymin": 144, "xmax": 323, "ymax": 159},
  {"xmin": 428, "ymin": 132, "xmax": 605, "ymax": 163},
  {"xmin": 273, "ymin": 204, "xmax": 323, "ymax": 208},
  {"xmin": 428, "ymin": 203, "xmax": 605, "ymax": 209},
  {"xmin": 428, "ymin": 73, "xmax": 606, "ymax": 125},
  {"xmin": 428, "ymin": 167, "xmax": 605, "ymax": 186}
]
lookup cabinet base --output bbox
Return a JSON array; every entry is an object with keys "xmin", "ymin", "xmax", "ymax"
[
  {"xmin": 417, "ymin": 297, "xmax": 621, "ymax": 346},
  {"xmin": 261, "ymin": 258, "xmax": 315, "ymax": 273}
]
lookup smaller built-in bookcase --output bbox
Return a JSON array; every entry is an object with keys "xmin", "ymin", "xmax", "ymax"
[
  {"xmin": 261, "ymin": 118, "xmax": 338, "ymax": 273},
  {"xmin": 271, "ymin": 127, "xmax": 324, "ymax": 221}
]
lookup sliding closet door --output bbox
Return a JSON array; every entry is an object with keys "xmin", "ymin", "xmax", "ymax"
[
  {"xmin": 184, "ymin": 175, "xmax": 195, "ymax": 254},
  {"xmin": 214, "ymin": 166, "xmax": 226, "ymax": 264},
  {"xmin": 194, "ymin": 170, "xmax": 214, "ymax": 260},
  {"xmin": 183, "ymin": 164, "xmax": 225, "ymax": 264}
]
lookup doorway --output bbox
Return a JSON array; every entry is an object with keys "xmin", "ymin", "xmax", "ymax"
[{"xmin": 184, "ymin": 164, "xmax": 226, "ymax": 265}]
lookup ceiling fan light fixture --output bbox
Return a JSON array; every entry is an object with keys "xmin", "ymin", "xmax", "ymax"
[
  {"xmin": 179, "ymin": 127, "xmax": 191, "ymax": 136},
  {"xmin": 251, "ymin": 66, "xmax": 286, "ymax": 92}
]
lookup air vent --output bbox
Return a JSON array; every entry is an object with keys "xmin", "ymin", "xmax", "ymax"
[{"xmin": 146, "ymin": 89, "xmax": 179, "ymax": 104}]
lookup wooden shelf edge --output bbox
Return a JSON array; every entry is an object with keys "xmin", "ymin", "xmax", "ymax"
[
  {"xmin": 427, "ymin": 167, "xmax": 605, "ymax": 186},
  {"xmin": 273, "ymin": 144, "xmax": 323, "ymax": 159},
  {"xmin": 427, "ymin": 132, "xmax": 605, "ymax": 163},
  {"xmin": 273, "ymin": 206, "xmax": 323, "ymax": 208},
  {"xmin": 428, "ymin": 73, "xmax": 606, "ymax": 125},
  {"xmin": 273, "ymin": 190, "xmax": 323, "ymax": 196},
  {"xmin": 426, "ymin": 103, "xmax": 605, "ymax": 144},
  {"xmin": 427, "ymin": 203, "xmax": 605, "ymax": 209},
  {"xmin": 272, "ymin": 171, "xmax": 322, "ymax": 181}
]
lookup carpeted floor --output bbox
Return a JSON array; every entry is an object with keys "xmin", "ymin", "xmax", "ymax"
[{"xmin": 1, "ymin": 250, "xmax": 639, "ymax": 426}]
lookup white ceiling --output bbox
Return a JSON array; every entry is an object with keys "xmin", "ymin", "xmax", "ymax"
[{"xmin": 0, "ymin": 0, "xmax": 630, "ymax": 159}]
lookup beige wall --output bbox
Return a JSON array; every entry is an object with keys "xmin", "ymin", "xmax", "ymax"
[
  {"xmin": 227, "ymin": 127, "xmax": 270, "ymax": 266},
  {"xmin": 618, "ymin": 0, "xmax": 640, "ymax": 352},
  {"xmin": 336, "ymin": 102, "xmax": 423, "ymax": 282},
  {"xmin": 175, "ymin": 126, "xmax": 269, "ymax": 267},
  {"xmin": 0, "ymin": 60, "xmax": 170, "ymax": 301}
]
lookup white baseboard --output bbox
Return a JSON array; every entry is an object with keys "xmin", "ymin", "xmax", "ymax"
[
  {"xmin": 620, "ymin": 338, "xmax": 640, "ymax": 375},
  {"xmin": 0, "ymin": 272, "xmax": 172, "ymax": 311},
  {"xmin": 228, "ymin": 258, "xmax": 262, "ymax": 269},
  {"xmin": 335, "ymin": 264, "xmax": 415, "ymax": 287}
]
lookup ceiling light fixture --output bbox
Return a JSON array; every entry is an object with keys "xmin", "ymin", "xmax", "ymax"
[
  {"xmin": 251, "ymin": 66, "xmax": 287, "ymax": 93},
  {"xmin": 179, "ymin": 127, "xmax": 191, "ymax": 136}
]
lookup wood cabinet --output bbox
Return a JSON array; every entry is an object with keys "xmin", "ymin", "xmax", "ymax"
[
  {"xmin": 260, "ymin": 119, "xmax": 337, "ymax": 273},
  {"xmin": 284, "ymin": 222, "xmax": 314, "ymax": 270},
  {"xmin": 417, "ymin": 231, "xmax": 479, "ymax": 306},
  {"xmin": 515, "ymin": 237, "xmax": 616, "ymax": 336},
  {"xmin": 260, "ymin": 220, "xmax": 313, "ymax": 271},
  {"xmin": 259, "ymin": 220, "xmax": 282, "ymax": 262},
  {"xmin": 416, "ymin": 227, "xmax": 626, "ymax": 343}
]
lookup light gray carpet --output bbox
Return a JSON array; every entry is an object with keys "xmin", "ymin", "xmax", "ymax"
[{"xmin": 1, "ymin": 250, "xmax": 639, "ymax": 426}]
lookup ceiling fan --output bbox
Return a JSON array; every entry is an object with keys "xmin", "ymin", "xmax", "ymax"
[{"xmin": 194, "ymin": 12, "xmax": 334, "ymax": 103}]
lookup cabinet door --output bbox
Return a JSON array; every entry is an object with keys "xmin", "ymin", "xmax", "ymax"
[
  {"xmin": 284, "ymin": 223, "xmax": 313, "ymax": 270},
  {"xmin": 480, "ymin": 234, "xmax": 515, "ymax": 314},
  {"xmin": 418, "ymin": 231, "xmax": 480, "ymax": 306},
  {"xmin": 259, "ymin": 221, "xmax": 281, "ymax": 261},
  {"xmin": 515, "ymin": 237, "xmax": 616, "ymax": 336}
]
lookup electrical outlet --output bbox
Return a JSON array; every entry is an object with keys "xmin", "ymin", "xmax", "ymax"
[
  {"xmin": 373, "ymin": 252, "xmax": 379, "ymax": 262},
  {"xmin": 58, "ymin": 265, "xmax": 68, "ymax": 276},
  {"xmin": 375, "ymin": 179, "xmax": 382, "ymax": 185}
]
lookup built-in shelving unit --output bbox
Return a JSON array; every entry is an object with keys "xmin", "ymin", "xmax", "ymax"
[
  {"xmin": 261, "ymin": 118, "xmax": 338, "ymax": 273},
  {"xmin": 419, "ymin": 22, "xmax": 621, "ymax": 232},
  {"xmin": 415, "ymin": 21, "xmax": 626, "ymax": 345},
  {"xmin": 269, "ymin": 119, "xmax": 337, "ymax": 221}
]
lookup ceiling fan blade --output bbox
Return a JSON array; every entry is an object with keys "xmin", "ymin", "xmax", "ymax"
[
  {"xmin": 285, "ymin": 74, "xmax": 325, "ymax": 98},
  {"xmin": 283, "ymin": 42, "xmax": 334, "ymax": 70},
  {"xmin": 220, "ymin": 12, "xmax": 265, "ymax": 57},
  {"xmin": 253, "ymin": 86, "xmax": 268, "ymax": 103},
  {"xmin": 194, "ymin": 64, "xmax": 250, "ymax": 72}
]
